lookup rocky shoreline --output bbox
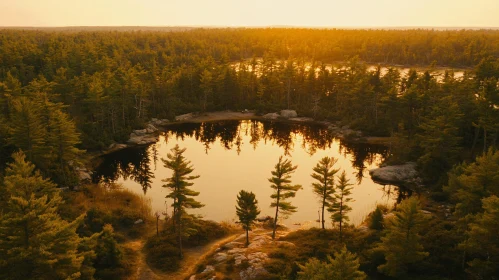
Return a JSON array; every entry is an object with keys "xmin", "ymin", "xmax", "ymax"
[
  {"xmin": 369, "ymin": 162, "xmax": 422, "ymax": 187},
  {"xmin": 95, "ymin": 109, "xmax": 395, "ymax": 158}
]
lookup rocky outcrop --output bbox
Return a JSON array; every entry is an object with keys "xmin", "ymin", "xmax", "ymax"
[
  {"xmin": 127, "ymin": 133, "xmax": 158, "ymax": 145},
  {"xmin": 328, "ymin": 124, "xmax": 363, "ymax": 140},
  {"xmin": 369, "ymin": 162, "xmax": 420, "ymax": 185},
  {"xmin": 127, "ymin": 123, "xmax": 158, "ymax": 145},
  {"xmin": 150, "ymin": 118, "xmax": 169, "ymax": 127},
  {"xmin": 263, "ymin": 112, "xmax": 279, "ymax": 120},
  {"xmin": 75, "ymin": 166, "xmax": 92, "ymax": 181},
  {"xmin": 280, "ymin": 110, "xmax": 298, "ymax": 118},
  {"xmin": 289, "ymin": 117, "xmax": 314, "ymax": 122},
  {"xmin": 191, "ymin": 230, "xmax": 279, "ymax": 280},
  {"xmin": 175, "ymin": 113, "xmax": 194, "ymax": 121}
]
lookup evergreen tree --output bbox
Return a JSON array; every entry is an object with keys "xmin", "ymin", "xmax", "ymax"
[
  {"xmin": 369, "ymin": 206, "xmax": 384, "ymax": 231},
  {"xmin": 161, "ymin": 145, "xmax": 203, "ymax": 258},
  {"xmin": 328, "ymin": 171, "xmax": 354, "ymax": 241},
  {"xmin": 269, "ymin": 156, "xmax": 301, "ymax": 239},
  {"xmin": 462, "ymin": 195, "xmax": 499, "ymax": 279},
  {"xmin": 0, "ymin": 151, "xmax": 84, "ymax": 280},
  {"xmin": 8, "ymin": 97, "xmax": 46, "ymax": 163},
  {"xmin": 47, "ymin": 108, "xmax": 84, "ymax": 186},
  {"xmin": 235, "ymin": 190, "xmax": 260, "ymax": 246},
  {"xmin": 298, "ymin": 246, "xmax": 366, "ymax": 280},
  {"xmin": 329, "ymin": 246, "xmax": 367, "ymax": 280},
  {"xmin": 445, "ymin": 148, "xmax": 499, "ymax": 217},
  {"xmin": 311, "ymin": 156, "xmax": 339, "ymax": 229},
  {"xmin": 94, "ymin": 224, "xmax": 122, "ymax": 277},
  {"xmin": 376, "ymin": 197, "xmax": 429, "ymax": 277}
]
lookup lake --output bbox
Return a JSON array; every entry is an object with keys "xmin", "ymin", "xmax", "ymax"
[{"xmin": 93, "ymin": 120, "xmax": 402, "ymax": 228}]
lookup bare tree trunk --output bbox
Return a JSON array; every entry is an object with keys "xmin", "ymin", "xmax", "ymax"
[{"xmin": 272, "ymin": 189, "xmax": 280, "ymax": 239}]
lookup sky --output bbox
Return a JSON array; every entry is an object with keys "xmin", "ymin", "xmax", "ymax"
[{"xmin": 0, "ymin": 0, "xmax": 498, "ymax": 28}]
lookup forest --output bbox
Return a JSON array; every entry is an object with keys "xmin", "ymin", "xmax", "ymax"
[{"xmin": 0, "ymin": 28, "xmax": 499, "ymax": 279}]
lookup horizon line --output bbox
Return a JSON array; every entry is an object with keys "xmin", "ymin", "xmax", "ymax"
[{"xmin": 1, "ymin": 25, "xmax": 499, "ymax": 30}]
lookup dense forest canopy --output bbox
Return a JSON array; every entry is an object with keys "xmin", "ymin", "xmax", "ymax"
[{"xmin": 1, "ymin": 27, "xmax": 499, "ymax": 279}]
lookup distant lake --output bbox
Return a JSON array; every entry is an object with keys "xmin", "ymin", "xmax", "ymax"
[{"xmin": 93, "ymin": 120, "xmax": 403, "ymax": 228}]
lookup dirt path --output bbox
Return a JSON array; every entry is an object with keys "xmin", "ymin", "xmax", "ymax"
[
  {"xmin": 126, "ymin": 233, "xmax": 241, "ymax": 280},
  {"xmin": 125, "ymin": 240, "xmax": 163, "ymax": 280},
  {"xmin": 164, "ymin": 233, "xmax": 241, "ymax": 280}
]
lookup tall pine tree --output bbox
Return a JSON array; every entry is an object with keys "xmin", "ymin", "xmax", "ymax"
[
  {"xmin": 161, "ymin": 145, "xmax": 203, "ymax": 258},
  {"xmin": 376, "ymin": 197, "xmax": 429, "ymax": 277},
  {"xmin": 328, "ymin": 171, "xmax": 354, "ymax": 241},
  {"xmin": 0, "ymin": 151, "xmax": 84, "ymax": 280},
  {"xmin": 269, "ymin": 156, "xmax": 301, "ymax": 239},
  {"xmin": 311, "ymin": 156, "xmax": 339, "ymax": 229}
]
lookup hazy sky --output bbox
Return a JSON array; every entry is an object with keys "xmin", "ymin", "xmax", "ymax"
[{"xmin": 0, "ymin": 0, "xmax": 498, "ymax": 27}]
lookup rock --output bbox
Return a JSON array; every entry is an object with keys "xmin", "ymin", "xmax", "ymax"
[
  {"xmin": 134, "ymin": 219, "xmax": 143, "ymax": 225},
  {"xmin": 247, "ymin": 252, "xmax": 269, "ymax": 264},
  {"xmin": 263, "ymin": 112, "xmax": 279, "ymax": 120},
  {"xmin": 202, "ymin": 265, "xmax": 215, "ymax": 274},
  {"xmin": 189, "ymin": 276, "xmax": 196, "ymax": 280},
  {"xmin": 175, "ymin": 113, "xmax": 194, "ymax": 121},
  {"xmin": 132, "ymin": 129, "xmax": 147, "ymax": 136},
  {"xmin": 240, "ymin": 265, "xmax": 268, "ymax": 280},
  {"xmin": 107, "ymin": 143, "xmax": 128, "ymax": 152},
  {"xmin": 280, "ymin": 110, "xmax": 297, "ymax": 118},
  {"xmin": 288, "ymin": 117, "xmax": 314, "ymax": 122},
  {"xmin": 214, "ymin": 252, "xmax": 228, "ymax": 263},
  {"xmin": 127, "ymin": 134, "xmax": 158, "ymax": 145},
  {"xmin": 234, "ymin": 254, "xmax": 247, "ymax": 266},
  {"xmin": 369, "ymin": 162, "xmax": 419, "ymax": 185},
  {"xmin": 152, "ymin": 118, "xmax": 169, "ymax": 126},
  {"xmin": 222, "ymin": 241, "xmax": 244, "ymax": 250},
  {"xmin": 227, "ymin": 248, "xmax": 246, "ymax": 255},
  {"xmin": 145, "ymin": 123, "xmax": 158, "ymax": 133},
  {"xmin": 78, "ymin": 170, "xmax": 92, "ymax": 181},
  {"xmin": 248, "ymin": 235, "xmax": 271, "ymax": 249},
  {"xmin": 274, "ymin": 241, "xmax": 295, "ymax": 248}
]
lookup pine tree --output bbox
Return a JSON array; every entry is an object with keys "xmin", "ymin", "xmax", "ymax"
[
  {"xmin": 161, "ymin": 145, "xmax": 203, "ymax": 258},
  {"xmin": 369, "ymin": 206, "xmax": 384, "ymax": 231},
  {"xmin": 269, "ymin": 156, "xmax": 301, "ymax": 239},
  {"xmin": 328, "ymin": 171, "xmax": 354, "ymax": 241},
  {"xmin": 236, "ymin": 190, "xmax": 260, "ymax": 246},
  {"xmin": 329, "ymin": 246, "xmax": 367, "ymax": 280},
  {"xmin": 462, "ymin": 195, "xmax": 499, "ymax": 279},
  {"xmin": 311, "ymin": 156, "xmax": 339, "ymax": 229},
  {"xmin": 8, "ymin": 97, "xmax": 46, "ymax": 163},
  {"xmin": 0, "ymin": 151, "xmax": 84, "ymax": 280},
  {"xmin": 47, "ymin": 108, "xmax": 84, "ymax": 186},
  {"xmin": 297, "ymin": 246, "xmax": 366, "ymax": 280},
  {"xmin": 445, "ymin": 148, "xmax": 499, "ymax": 217},
  {"xmin": 94, "ymin": 224, "xmax": 122, "ymax": 272},
  {"xmin": 376, "ymin": 197, "xmax": 429, "ymax": 277}
]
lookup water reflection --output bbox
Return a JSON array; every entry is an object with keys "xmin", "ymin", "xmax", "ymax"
[
  {"xmin": 93, "ymin": 147, "xmax": 154, "ymax": 194},
  {"xmin": 93, "ymin": 120, "xmax": 400, "ymax": 225}
]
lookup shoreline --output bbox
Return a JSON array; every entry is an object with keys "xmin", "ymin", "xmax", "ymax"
[{"xmin": 95, "ymin": 110, "xmax": 394, "ymax": 157}]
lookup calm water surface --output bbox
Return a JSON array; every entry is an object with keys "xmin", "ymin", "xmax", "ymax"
[{"xmin": 93, "ymin": 120, "xmax": 400, "ymax": 227}]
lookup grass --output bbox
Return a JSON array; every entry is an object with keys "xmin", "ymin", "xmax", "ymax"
[{"xmin": 61, "ymin": 183, "xmax": 154, "ymax": 239}]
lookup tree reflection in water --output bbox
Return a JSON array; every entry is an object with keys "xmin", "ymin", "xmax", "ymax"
[{"xmin": 94, "ymin": 120, "xmax": 391, "ymax": 195}]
